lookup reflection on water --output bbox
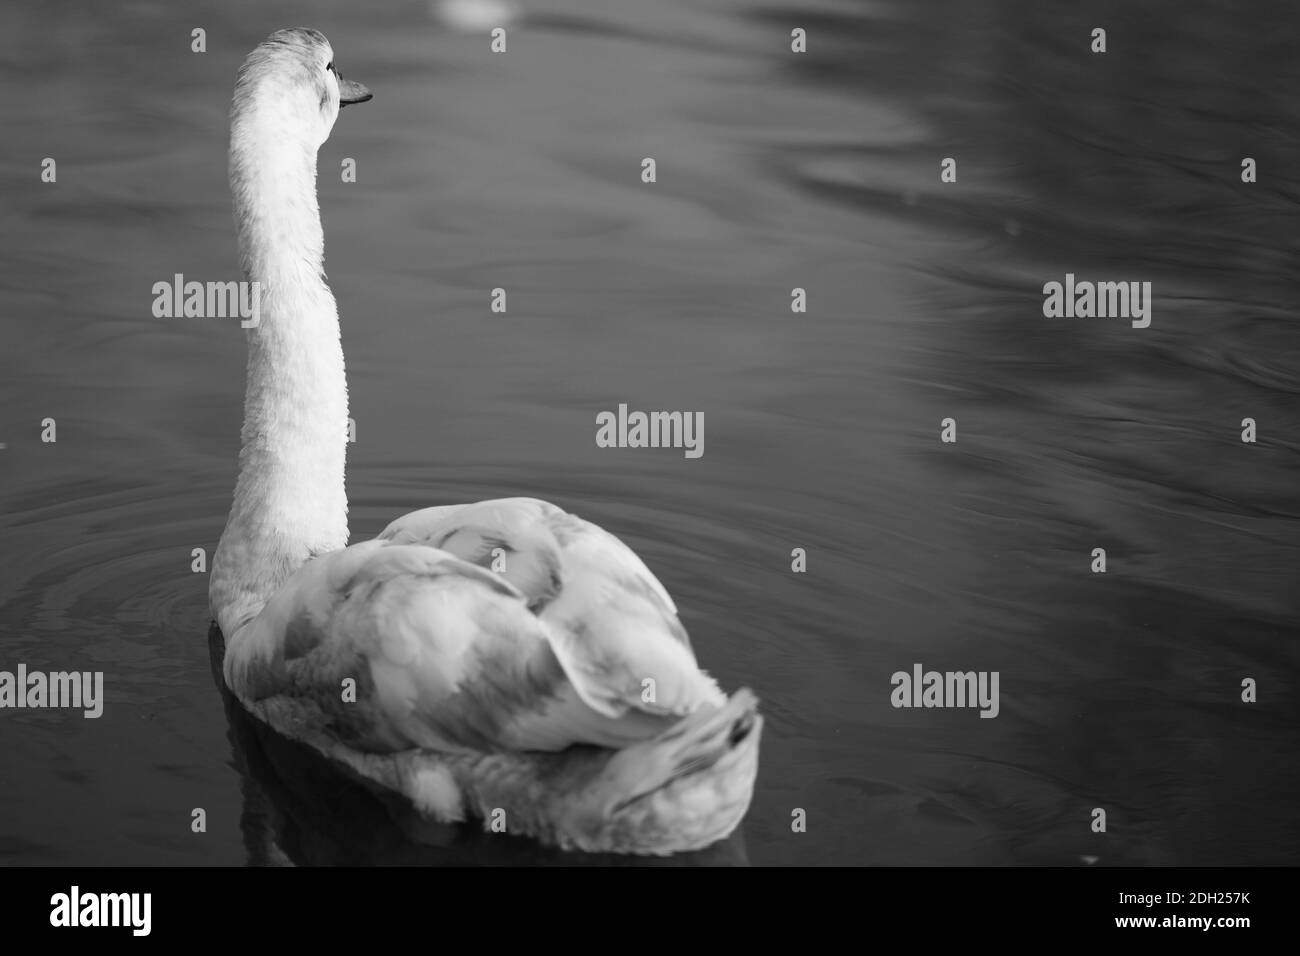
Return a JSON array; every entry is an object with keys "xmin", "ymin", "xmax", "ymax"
[
  {"xmin": 207, "ymin": 625, "xmax": 749, "ymax": 865},
  {"xmin": 1, "ymin": 0, "xmax": 1296, "ymax": 865}
]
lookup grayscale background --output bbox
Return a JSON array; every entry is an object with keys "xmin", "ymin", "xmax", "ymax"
[{"xmin": 0, "ymin": 0, "xmax": 1296, "ymax": 865}]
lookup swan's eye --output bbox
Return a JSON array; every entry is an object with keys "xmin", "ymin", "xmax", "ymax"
[{"xmin": 326, "ymin": 62, "xmax": 335, "ymax": 74}]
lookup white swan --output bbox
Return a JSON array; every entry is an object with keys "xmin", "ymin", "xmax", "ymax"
[{"xmin": 210, "ymin": 28, "xmax": 761, "ymax": 855}]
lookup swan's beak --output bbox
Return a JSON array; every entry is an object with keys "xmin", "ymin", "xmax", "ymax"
[{"xmin": 338, "ymin": 74, "xmax": 372, "ymax": 107}]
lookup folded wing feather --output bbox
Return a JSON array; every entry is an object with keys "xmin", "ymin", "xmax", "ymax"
[{"xmin": 224, "ymin": 498, "xmax": 725, "ymax": 757}]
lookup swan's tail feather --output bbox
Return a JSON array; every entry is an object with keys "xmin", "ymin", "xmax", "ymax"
[
  {"xmin": 607, "ymin": 689, "xmax": 759, "ymax": 806},
  {"xmin": 271, "ymin": 687, "xmax": 762, "ymax": 857},
  {"xmin": 576, "ymin": 688, "xmax": 761, "ymax": 854}
]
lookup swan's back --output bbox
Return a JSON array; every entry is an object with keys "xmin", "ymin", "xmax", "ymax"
[{"xmin": 223, "ymin": 497, "xmax": 760, "ymax": 854}]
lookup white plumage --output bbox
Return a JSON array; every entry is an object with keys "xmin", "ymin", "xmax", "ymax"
[{"xmin": 210, "ymin": 28, "xmax": 760, "ymax": 855}]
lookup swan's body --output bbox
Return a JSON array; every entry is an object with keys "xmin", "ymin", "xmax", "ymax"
[{"xmin": 210, "ymin": 28, "xmax": 760, "ymax": 855}]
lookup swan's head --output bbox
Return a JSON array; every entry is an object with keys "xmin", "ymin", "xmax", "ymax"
[{"xmin": 232, "ymin": 28, "xmax": 371, "ymax": 149}]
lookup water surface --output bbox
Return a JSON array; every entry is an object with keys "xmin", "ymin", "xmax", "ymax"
[{"xmin": 1, "ymin": 0, "xmax": 1296, "ymax": 865}]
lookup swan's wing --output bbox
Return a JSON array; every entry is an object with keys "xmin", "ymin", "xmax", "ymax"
[
  {"xmin": 379, "ymin": 497, "xmax": 677, "ymax": 616},
  {"xmin": 379, "ymin": 497, "xmax": 723, "ymax": 720},
  {"xmin": 226, "ymin": 499, "xmax": 723, "ymax": 755},
  {"xmin": 226, "ymin": 539, "xmax": 644, "ymax": 753},
  {"xmin": 378, "ymin": 498, "xmax": 566, "ymax": 611}
]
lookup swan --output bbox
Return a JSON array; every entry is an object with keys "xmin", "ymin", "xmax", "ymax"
[{"xmin": 210, "ymin": 27, "xmax": 761, "ymax": 856}]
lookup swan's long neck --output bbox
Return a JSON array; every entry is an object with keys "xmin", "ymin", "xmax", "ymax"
[{"xmin": 211, "ymin": 114, "xmax": 349, "ymax": 638}]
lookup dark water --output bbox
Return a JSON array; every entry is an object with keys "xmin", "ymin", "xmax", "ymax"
[{"xmin": 1, "ymin": 0, "xmax": 1296, "ymax": 865}]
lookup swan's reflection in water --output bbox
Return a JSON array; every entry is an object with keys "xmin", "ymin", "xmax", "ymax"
[{"xmin": 208, "ymin": 624, "xmax": 750, "ymax": 866}]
